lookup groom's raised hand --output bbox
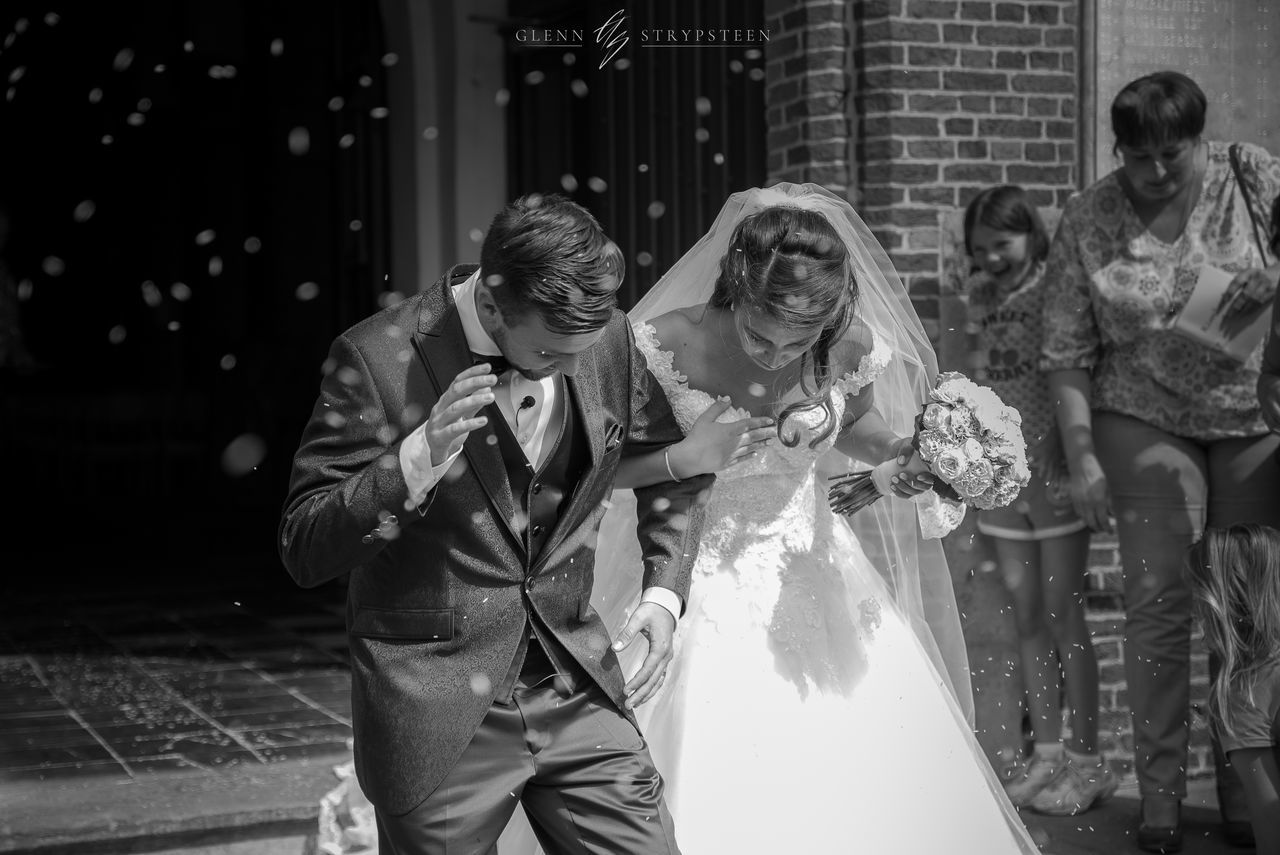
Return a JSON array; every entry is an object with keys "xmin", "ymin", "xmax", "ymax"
[
  {"xmin": 613, "ymin": 602, "xmax": 676, "ymax": 709},
  {"xmin": 424, "ymin": 364, "xmax": 498, "ymax": 463}
]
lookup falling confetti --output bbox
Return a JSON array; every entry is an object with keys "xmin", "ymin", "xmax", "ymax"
[
  {"xmin": 747, "ymin": 382, "xmax": 767, "ymax": 398},
  {"xmin": 183, "ymin": 40, "xmax": 194, "ymax": 52},
  {"xmin": 88, "ymin": 88, "xmax": 103, "ymax": 103},
  {"xmin": 16, "ymin": 279, "xmax": 32, "ymax": 300},
  {"xmin": 749, "ymin": 68, "xmax": 765, "ymax": 82},
  {"xmin": 73, "ymin": 200, "xmax": 96, "ymax": 222},
  {"xmin": 126, "ymin": 112, "xmax": 145, "ymax": 126},
  {"xmin": 196, "ymin": 229, "xmax": 216, "ymax": 246},
  {"xmin": 646, "ymin": 201, "xmax": 666, "ymax": 219},
  {"xmin": 637, "ymin": 163, "xmax": 649, "ymax": 173},
  {"xmin": 170, "ymin": 282, "xmax": 192, "ymax": 301},
  {"xmin": 270, "ymin": 38, "xmax": 284, "ymax": 56},
  {"xmin": 614, "ymin": 58, "xmax": 631, "ymax": 71},
  {"xmin": 328, "ymin": 96, "xmax": 344, "ymax": 111},
  {"xmin": 338, "ymin": 133, "xmax": 355, "ymax": 149},
  {"xmin": 560, "ymin": 174, "xmax": 578, "ymax": 192},
  {"xmin": 381, "ymin": 52, "xmax": 399, "ymax": 67},
  {"xmin": 208, "ymin": 256, "xmax": 223, "ymax": 276},
  {"xmin": 524, "ymin": 70, "xmax": 545, "ymax": 85},
  {"xmin": 42, "ymin": 256, "xmax": 65, "ymax": 277},
  {"xmin": 137, "ymin": 97, "xmax": 152, "ymax": 112},
  {"xmin": 729, "ymin": 59, "xmax": 744, "ymax": 73},
  {"xmin": 140, "ymin": 281, "xmax": 162, "ymax": 307},
  {"xmin": 636, "ymin": 252, "xmax": 653, "ymax": 267},
  {"xmin": 694, "ymin": 128, "xmax": 710, "ymax": 143},
  {"xmin": 108, "ymin": 325, "xmax": 127, "ymax": 344},
  {"xmin": 113, "ymin": 48, "xmax": 134, "ymax": 72},
  {"xmin": 244, "ymin": 236, "xmax": 262, "ymax": 254},
  {"xmin": 494, "ymin": 88, "xmax": 510, "ymax": 107},
  {"xmin": 349, "ymin": 219, "xmax": 363, "ymax": 231},
  {"xmin": 221, "ymin": 433, "xmax": 267, "ymax": 477},
  {"xmin": 295, "ymin": 281, "xmax": 320, "ymax": 301},
  {"xmin": 369, "ymin": 106, "xmax": 389, "ymax": 119},
  {"xmin": 587, "ymin": 176, "xmax": 607, "ymax": 193},
  {"xmin": 8, "ymin": 66, "xmax": 25, "ymax": 84},
  {"xmin": 422, "ymin": 126, "xmax": 439, "ymax": 140},
  {"xmin": 219, "ymin": 354, "xmax": 236, "ymax": 370},
  {"xmin": 167, "ymin": 320, "xmax": 181, "ymax": 331},
  {"xmin": 288, "ymin": 127, "xmax": 310, "ymax": 155},
  {"xmin": 695, "ymin": 96, "xmax": 711, "ymax": 116},
  {"xmin": 713, "ymin": 152, "xmax": 726, "ymax": 165},
  {"xmin": 484, "ymin": 274, "xmax": 504, "ymax": 287},
  {"xmin": 153, "ymin": 64, "xmax": 165, "ymax": 73},
  {"xmin": 570, "ymin": 79, "xmax": 588, "ymax": 98},
  {"xmin": 468, "ymin": 228, "xmax": 484, "ymax": 243},
  {"xmin": 44, "ymin": 12, "xmax": 59, "ymax": 26}
]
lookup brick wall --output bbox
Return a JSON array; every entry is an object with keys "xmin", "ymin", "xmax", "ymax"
[{"xmin": 763, "ymin": 0, "xmax": 1216, "ymax": 782}]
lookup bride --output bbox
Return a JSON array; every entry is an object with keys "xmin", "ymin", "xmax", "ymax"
[{"xmin": 495, "ymin": 183, "xmax": 1040, "ymax": 853}]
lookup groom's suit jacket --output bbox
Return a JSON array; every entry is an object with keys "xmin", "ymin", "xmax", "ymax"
[{"xmin": 279, "ymin": 265, "xmax": 712, "ymax": 815}]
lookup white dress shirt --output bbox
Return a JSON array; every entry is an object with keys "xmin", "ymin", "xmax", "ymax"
[{"xmin": 398, "ymin": 270, "xmax": 680, "ymax": 621}]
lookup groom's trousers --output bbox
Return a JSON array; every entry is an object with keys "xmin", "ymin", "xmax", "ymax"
[{"xmin": 374, "ymin": 641, "xmax": 681, "ymax": 855}]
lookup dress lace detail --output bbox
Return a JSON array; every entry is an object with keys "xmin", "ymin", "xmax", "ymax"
[{"xmin": 834, "ymin": 330, "xmax": 891, "ymax": 397}]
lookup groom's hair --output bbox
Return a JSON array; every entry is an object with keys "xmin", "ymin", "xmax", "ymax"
[{"xmin": 479, "ymin": 193, "xmax": 623, "ymax": 335}]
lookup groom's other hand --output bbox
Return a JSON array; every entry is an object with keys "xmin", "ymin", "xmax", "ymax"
[
  {"xmin": 614, "ymin": 602, "xmax": 676, "ymax": 709},
  {"xmin": 424, "ymin": 364, "xmax": 497, "ymax": 463}
]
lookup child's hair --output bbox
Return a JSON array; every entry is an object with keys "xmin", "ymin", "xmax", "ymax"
[
  {"xmin": 962, "ymin": 185, "xmax": 1051, "ymax": 265},
  {"xmin": 1185, "ymin": 524, "xmax": 1280, "ymax": 737},
  {"xmin": 710, "ymin": 205, "xmax": 855, "ymax": 448}
]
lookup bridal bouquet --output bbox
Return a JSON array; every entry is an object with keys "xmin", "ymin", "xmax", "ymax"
[{"xmin": 829, "ymin": 371, "xmax": 1030, "ymax": 516}]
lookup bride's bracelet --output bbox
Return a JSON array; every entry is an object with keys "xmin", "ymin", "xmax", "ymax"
[{"xmin": 664, "ymin": 447, "xmax": 683, "ymax": 483}]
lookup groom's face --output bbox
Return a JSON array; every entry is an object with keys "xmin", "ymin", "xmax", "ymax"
[{"xmin": 478, "ymin": 286, "xmax": 603, "ymax": 380}]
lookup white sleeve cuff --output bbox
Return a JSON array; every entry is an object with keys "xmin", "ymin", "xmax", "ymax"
[
  {"xmin": 399, "ymin": 422, "xmax": 462, "ymax": 508},
  {"xmin": 640, "ymin": 586, "xmax": 682, "ymax": 623}
]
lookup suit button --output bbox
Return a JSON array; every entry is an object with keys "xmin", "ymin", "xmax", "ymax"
[
  {"xmin": 385, "ymin": 514, "xmax": 399, "ymax": 525},
  {"xmin": 361, "ymin": 534, "xmax": 373, "ymax": 544},
  {"xmin": 532, "ymin": 524, "xmax": 545, "ymax": 537},
  {"xmin": 532, "ymin": 483, "xmax": 542, "ymax": 495}
]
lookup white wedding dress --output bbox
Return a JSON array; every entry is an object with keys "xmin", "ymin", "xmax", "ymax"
[{"xmin": 492, "ymin": 322, "xmax": 1039, "ymax": 854}]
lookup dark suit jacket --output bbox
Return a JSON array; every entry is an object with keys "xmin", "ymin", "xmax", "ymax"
[{"xmin": 279, "ymin": 265, "xmax": 712, "ymax": 815}]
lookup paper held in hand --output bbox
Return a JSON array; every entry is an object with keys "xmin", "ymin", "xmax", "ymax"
[{"xmin": 1170, "ymin": 265, "xmax": 1271, "ymax": 363}]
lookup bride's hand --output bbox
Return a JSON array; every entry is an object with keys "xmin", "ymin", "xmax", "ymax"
[
  {"xmin": 668, "ymin": 399, "xmax": 774, "ymax": 476},
  {"xmin": 877, "ymin": 437, "xmax": 935, "ymax": 498}
]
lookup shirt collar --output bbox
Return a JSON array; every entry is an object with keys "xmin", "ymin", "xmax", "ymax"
[{"xmin": 453, "ymin": 269, "xmax": 502, "ymax": 357}]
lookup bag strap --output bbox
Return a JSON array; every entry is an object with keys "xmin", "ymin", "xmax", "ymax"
[{"xmin": 1229, "ymin": 143, "xmax": 1270, "ymax": 262}]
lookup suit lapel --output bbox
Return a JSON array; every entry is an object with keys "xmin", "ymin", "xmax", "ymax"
[{"xmin": 413, "ymin": 268, "xmax": 524, "ymax": 554}]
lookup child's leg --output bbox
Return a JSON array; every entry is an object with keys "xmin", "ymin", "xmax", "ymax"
[
  {"xmin": 1040, "ymin": 527, "xmax": 1097, "ymax": 754},
  {"xmin": 994, "ymin": 536, "xmax": 1062, "ymax": 745}
]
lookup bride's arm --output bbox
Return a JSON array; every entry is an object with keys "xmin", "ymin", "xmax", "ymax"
[{"xmin": 615, "ymin": 401, "xmax": 774, "ymax": 489}]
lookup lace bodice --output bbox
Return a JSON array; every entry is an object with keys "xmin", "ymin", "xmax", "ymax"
[{"xmin": 635, "ymin": 321, "xmax": 889, "ymax": 562}]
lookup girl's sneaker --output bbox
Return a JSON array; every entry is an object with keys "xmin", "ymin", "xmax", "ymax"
[
  {"xmin": 1030, "ymin": 757, "xmax": 1120, "ymax": 816},
  {"xmin": 1003, "ymin": 754, "xmax": 1064, "ymax": 807}
]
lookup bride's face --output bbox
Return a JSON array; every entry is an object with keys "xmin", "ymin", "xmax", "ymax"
[{"xmin": 733, "ymin": 306, "xmax": 822, "ymax": 371}]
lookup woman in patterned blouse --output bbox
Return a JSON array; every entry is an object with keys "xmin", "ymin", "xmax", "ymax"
[{"xmin": 1041, "ymin": 71, "xmax": 1280, "ymax": 853}]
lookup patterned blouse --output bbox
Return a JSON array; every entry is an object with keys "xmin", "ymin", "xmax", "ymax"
[{"xmin": 1041, "ymin": 141, "xmax": 1280, "ymax": 440}]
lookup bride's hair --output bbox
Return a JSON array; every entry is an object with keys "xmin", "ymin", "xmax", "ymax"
[{"xmin": 709, "ymin": 205, "xmax": 856, "ymax": 448}]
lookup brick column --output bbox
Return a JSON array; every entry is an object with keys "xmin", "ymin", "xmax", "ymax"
[{"xmin": 764, "ymin": 0, "xmax": 852, "ymax": 194}]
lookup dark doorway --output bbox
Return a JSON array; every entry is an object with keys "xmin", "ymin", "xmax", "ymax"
[
  {"xmin": 0, "ymin": 2, "xmax": 392, "ymax": 588},
  {"xmin": 503, "ymin": 0, "xmax": 768, "ymax": 308}
]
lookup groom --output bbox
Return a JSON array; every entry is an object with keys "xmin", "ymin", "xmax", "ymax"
[{"xmin": 279, "ymin": 193, "xmax": 710, "ymax": 854}]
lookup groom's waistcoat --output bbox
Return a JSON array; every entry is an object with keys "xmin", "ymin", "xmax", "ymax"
[{"xmin": 487, "ymin": 383, "xmax": 591, "ymax": 700}]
